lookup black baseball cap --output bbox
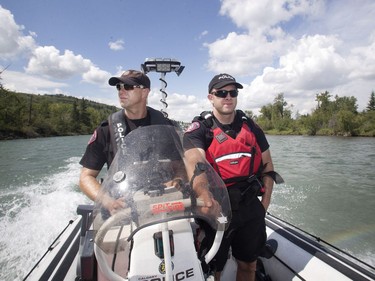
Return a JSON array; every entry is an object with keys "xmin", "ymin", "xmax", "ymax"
[
  {"xmin": 108, "ymin": 70, "xmax": 151, "ymax": 88},
  {"xmin": 208, "ymin": 73, "xmax": 243, "ymax": 93}
]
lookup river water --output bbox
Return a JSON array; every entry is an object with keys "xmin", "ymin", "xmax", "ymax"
[{"xmin": 0, "ymin": 134, "xmax": 374, "ymax": 280}]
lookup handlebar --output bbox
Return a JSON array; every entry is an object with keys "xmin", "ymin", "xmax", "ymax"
[{"xmin": 94, "ymin": 197, "xmax": 227, "ymax": 279}]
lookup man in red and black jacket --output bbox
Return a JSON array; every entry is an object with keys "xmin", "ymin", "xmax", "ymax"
[{"xmin": 183, "ymin": 73, "xmax": 280, "ymax": 281}]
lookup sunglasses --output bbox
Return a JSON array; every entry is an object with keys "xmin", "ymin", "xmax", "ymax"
[
  {"xmin": 212, "ymin": 89, "xmax": 238, "ymax": 98},
  {"xmin": 116, "ymin": 83, "xmax": 144, "ymax": 91}
]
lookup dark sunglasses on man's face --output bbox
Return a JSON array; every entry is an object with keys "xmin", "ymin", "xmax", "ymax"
[
  {"xmin": 116, "ymin": 83, "xmax": 144, "ymax": 91},
  {"xmin": 212, "ymin": 89, "xmax": 238, "ymax": 98}
]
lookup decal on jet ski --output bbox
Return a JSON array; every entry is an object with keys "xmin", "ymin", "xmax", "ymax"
[{"xmin": 151, "ymin": 201, "xmax": 185, "ymax": 214}]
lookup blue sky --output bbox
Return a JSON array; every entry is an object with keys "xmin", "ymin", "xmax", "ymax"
[{"xmin": 1, "ymin": 0, "xmax": 375, "ymax": 122}]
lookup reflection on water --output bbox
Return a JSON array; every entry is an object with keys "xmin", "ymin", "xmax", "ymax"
[{"xmin": 267, "ymin": 135, "xmax": 375, "ymax": 266}]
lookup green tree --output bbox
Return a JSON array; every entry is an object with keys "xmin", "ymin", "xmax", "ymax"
[
  {"xmin": 0, "ymin": 90, "xmax": 27, "ymax": 129},
  {"xmin": 329, "ymin": 95, "xmax": 358, "ymax": 135},
  {"xmin": 71, "ymin": 100, "xmax": 81, "ymax": 132},
  {"xmin": 39, "ymin": 99, "xmax": 52, "ymax": 119},
  {"xmin": 315, "ymin": 91, "xmax": 331, "ymax": 110},
  {"xmin": 333, "ymin": 110, "xmax": 358, "ymax": 136},
  {"xmin": 273, "ymin": 93, "xmax": 288, "ymax": 119},
  {"xmin": 367, "ymin": 91, "xmax": 375, "ymax": 111},
  {"xmin": 31, "ymin": 99, "xmax": 55, "ymax": 136},
  {"xmin": 272, "ymin": 93, "xmax": 293, "ymax": 131},
  {"xmin": 79, "ymin": 98, "xmax": 91, "ymax": 130},
  {"xmin": 359, "ymin": 111, "xmax": 375, "ymax": 136},
  {"xmin": 49, "ymin": 103, "xmax": 72, "ymax": 135},
  {"xmin": 333, "ymin": 95, "xmax": 357, "ymax": 113},
  {"xmin": 259, "ymin": 104, "xmax": 272, "ymax": 121},
  {"xmin": 314, "ymin": 91, "xmax": 333, "ymax": 128},
  {"xmin": 257, "ymin": 93, "xmax": 294, "ymax": 132},
  {"xmin": 298, "ymin": 113, "xmax": 321, "ymax": 135},
  {"xmin": 87, "ymin": 107, "xmax": 102, "ymax": 132},
  {"xmin": 258, "ymin": 103, "xmax": 273, "ymax": 130},
  {"xmin": 244, "ymin": 110, "xmax": 255, "ymax": 119}
]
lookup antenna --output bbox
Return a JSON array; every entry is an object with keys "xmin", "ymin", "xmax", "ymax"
[{"xmin": 141, "ymin": 58, "xmax": 184, "ymax": 117}]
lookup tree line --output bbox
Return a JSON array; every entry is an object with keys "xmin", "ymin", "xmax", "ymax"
[
  {"xmin": 0, "ymin": 86, "xmax": 188, "ymax": 140},
  {"xmin": 250, "ymin": 91, "xmax": 375, "ymax": 136},
  {"xmin": 1, "ymin": 83, "xmax": 374, "ymax": 140},
  {"xmin": 0, "ymin": 86, "xmax": 120, "ymax": 139}
]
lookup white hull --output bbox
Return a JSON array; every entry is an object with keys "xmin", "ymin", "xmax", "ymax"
[{"xmin": 260, "ymin": 214, "xmax": 375, "ymax": 281}]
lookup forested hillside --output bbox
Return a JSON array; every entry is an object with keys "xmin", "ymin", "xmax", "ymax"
[{"xmin": 0, "ymin": 87, "xmax": 119, "ymax": 140}]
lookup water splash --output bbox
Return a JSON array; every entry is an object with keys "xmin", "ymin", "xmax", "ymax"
[{"xmin": 0, "ymin": 157, "xmax": 90, "ymax": 280}]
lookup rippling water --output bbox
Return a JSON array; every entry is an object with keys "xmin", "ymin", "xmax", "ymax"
[
  {"xmin": 267, "ymin": 135, "xmax": 375, "ymax": 266},
  {"xmin": 0, "ymin": 134, "xmax": 374, "ymax": 280}
]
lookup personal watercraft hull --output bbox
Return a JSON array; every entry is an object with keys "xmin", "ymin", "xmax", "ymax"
[
  {"xmin": 23, "ymin": 206, "xmax": 375, "ymax": 281},
  {"xmin": 260, "ymin": 214, "xmax": 375, "ymax": 281}
]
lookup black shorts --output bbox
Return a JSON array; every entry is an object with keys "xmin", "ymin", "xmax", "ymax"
[{"xmin": 200, "ymin": 197, "xmax": 266, "ymax": 272}]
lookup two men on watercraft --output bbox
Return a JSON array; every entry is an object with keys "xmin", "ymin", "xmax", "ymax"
[{"xmin": 79, "ymin": 70, "xmax": 281, "ymax": 281}]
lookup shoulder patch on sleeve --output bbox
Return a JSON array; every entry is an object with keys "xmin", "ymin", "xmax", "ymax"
[
  {"xmin": 185, "ymin": 121, "xmax": 200, "ymax": 133},
  {"xmin": 88, "ymin": 130, "xmax": 97, "ymax": 144}
]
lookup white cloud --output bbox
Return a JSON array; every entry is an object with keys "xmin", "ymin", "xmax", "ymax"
[
  {"xmin": 348, "ymin": 37, "xmax": 375, "ymax": 80},
  {"xmin": 265, "ymin": 34, "xmax": 348, "ymax": 91},
  {"xmin": 147, "ymin": 90, "xmax": 211, "ymax": 122},
  {"xmin": 26, "ymin": 46, "xmax": 92, "ymax": 79},
  {"xmin": 205, "ymin": 31, "xmax": 291, "ymax": 76},
  {"xmin": 82, "ymin": 66, "xmax": 112, "ymax": 85},
  {"xmin": 204, "ymin": 0, "xmax": 375, "ymax": 115},
  {"xmin": 0, "ymin": 6, "xmax": 113, "ymax": 92},
  {"xmin": 219, "ymin": 0, "xmax": 324, "ymax": 34},
  {"xmin": 108, "ymin": 39, "xmax": 125, "ymax": 51},
  {"xmin": 198, "ymin": 30, "xmax": 208, "ymax": 40},
  {"xmin": 2, "ymin": 69, "xmax": 67, "ymax": 94},
  {"xmin": 0, "ymin": 6, "xmax": 36, "ymax": 59},
  {"xmin": 320, "ymin": 1, "xmax": 375, "ymax": 47}
]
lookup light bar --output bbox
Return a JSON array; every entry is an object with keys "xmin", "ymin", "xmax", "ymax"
[{"xmin": 141, "ymin": 58, "xmax": 184, "ymax": 76}]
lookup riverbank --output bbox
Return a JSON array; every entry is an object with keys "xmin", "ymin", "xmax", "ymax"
[
  {"xmin": 265, "ymin": 128, "xmax": 375, "ymax": 137},
  {"xmin": 2, "ymin": 128, "xmax": 374, "ymax": 141},
  {"xmin": 0, "ymin": 129, "xmax": 81, "ymax": 141}
]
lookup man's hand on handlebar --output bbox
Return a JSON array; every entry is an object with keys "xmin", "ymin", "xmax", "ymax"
[
  {"xmin": 197, "ymin": 189, "xmax": 220, "ymax": 217},
  {"xmin": 101, "ymin": 194, "xmax": 126, "ymax": 215}
]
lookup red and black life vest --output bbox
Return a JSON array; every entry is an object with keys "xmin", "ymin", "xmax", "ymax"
[{"xmin": 204, "ymin": 114, "xmax": 263, "ymax": 187}]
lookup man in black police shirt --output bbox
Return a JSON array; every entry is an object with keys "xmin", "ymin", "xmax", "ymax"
[
  {"xmin": 183, "ymin": 73, "xmax": 277, "ymax": 281},
  {"xmin": 79, "ymin": 70, "xmax": 176, "ymax": 213}
]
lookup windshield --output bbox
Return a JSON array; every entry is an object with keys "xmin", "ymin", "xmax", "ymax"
[{"xmin": 92, "ymin": 125, "xmax": 231, "ymax": 253}]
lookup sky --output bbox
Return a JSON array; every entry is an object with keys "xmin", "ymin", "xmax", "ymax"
[{"xmin": 1, "ymin": 0, "xmax": 375, "ymax": 122}]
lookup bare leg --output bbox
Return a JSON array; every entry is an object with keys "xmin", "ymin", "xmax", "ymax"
[{"xmin": 236, "ymin": 259, "xmax": 256, "ymax": 281}]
